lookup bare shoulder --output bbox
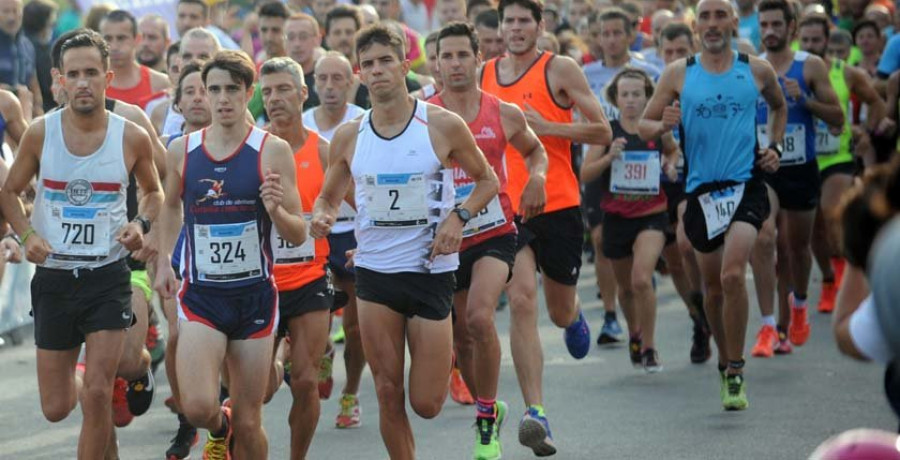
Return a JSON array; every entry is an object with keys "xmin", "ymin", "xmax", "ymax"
[
  {"xmin": 748, "ymin": 55, "xmax": 777, "ymax": 79},
  {"xmin": 498, "ymin": 99, "xmax": 526, "ymax": 127},
  {"xmin": 547, "ymin": 53, "xmax": 582, "ymax": 77},
  {"xmin": 149, "ymin": 68, "xmax": 172, "ymax": 89},
  {"xmin": 0, "ymin": 89, "xmax": 15, "ymax": 112},
  {"xmin": 114, "ymin": 100, "xmax": 153, "ymax": 126},
  {"xmin": 426, "ymin": 102, "xmax": 466, "ymax": 131}
]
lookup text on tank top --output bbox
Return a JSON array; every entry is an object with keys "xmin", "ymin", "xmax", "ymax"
[
  {"xmin": 350, "ymin": 100, "xmax": 458, "ymax": 274},
  {"xmin": 106, "ymin": 65, "xmax": 154, "ymax": 109},
  {"xmin": 33, "ymin": 110, "xmax": 130, "ymax": 269},
  {"xmin": 600, "ymin": 120, "xmax": 668, "ymax": 218},
  {"xmin": 756, "ymin": 51, "xmax": 816, "ymax": 167},
  {"xmin": 180, "ymin": 126, "xmax": 274, "ymax": 288},
  {"xmin": 272, "ymin": 130, "xmax": 330, "ymax": 291},
  {"xmin": 481, "ymin": 52, "xmax": 579, "ymax": 213}
]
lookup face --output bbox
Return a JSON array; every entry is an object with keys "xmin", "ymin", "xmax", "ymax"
[
  {"xmin": 467, "ymin": 4, "xmax": 491, "ymax": 23},
  {"xmin": 259, "ymin": 16, "xmax": 286, "ymax": 57},
  {"xmin": 828, "ymin": 40, "xmax": 851, "ymax": 61},
  {"xmin": 855, "ymin": 26, "xmax": 881, "ymax": 55},
  {"xmin": 436, "ymin": 0, "xmax": 466, "ymax": 26},
  {"xmin": 137, "ymin": 20, "xmax": 168, "ymax": 68},
  {"xmin": 424, "ymin": 40, "xmax": 441, "ymax": 80},
  {"xmin": 661, "ymin": 34, "xmax": 692, "ymax": 64},
  {"xmin": 261, "ymin": 71, "xmax": 306, "ymax": 123},
  {"xmin": 60, "ymin": 46, "xmax": 112, "ymax": 114},
  {"xmin": 597, "ymin": 18, "xmax": 630, "ymax": 61},
  {"xmin": 476, "ymin": 25, "xmax": 505, "ymax": 60},
  {"xmin": 181, "ymin": 37, "xmax": 217, "ymax": 64},
  {"xmin": 100, "ymin": 20, "xmax": 137, "ymax": 69},
  {"xmin": 358, "ymin": 42, "xmax": 409, "ymax": 101},
  {"xmin": 0, "ymin": 0, "xmax": 22, "ymax": 36},
  {"xmin": 758, "ymin": 8, "xmax": 791, "ymax": 52},
  {"xmin": 567, "ymin": 0, "xmax": 591, "ymax": 29},
  {"xmin": 177, "ymin": 71, "xmax": 211, "ymax": 127},
  {"xmin": 285, "ymin": 18, "xmax": 320, "ymax": 67},
  {"xmin": 615, "ymin": 77, "xmax": 648, "ymax": 118},
  {"xmin": 326, "ymin": 17, "xmax": 358, "ymax": 59},
  {"xmin": 176, "ymin": 3, "xmax": 206, "ymax": 36},
  {"xmin": 695, "ymin": 0, "xmax": 736, "ymax": 53},
  {"xmin": 205, "ymin": 68, "xmax": 252, "ymax": 127},
  {"xmin": 315, "ymin": 57, "xmax": 352, "ymax": 109},
  {"xmin": 437, "ymin": 35, "xmax": 480, "ymax": 91},
  {"xmin": 501, "ymin": 4, "xmax": 543, "ymax": 56},
  {"xmin": 798, "ymin": 24, "xmax": 827, "ymax": 57},
  {"xmin": 370, "ymin": 0, "xmax": 398, "ymax": 20},
  {"xmin": 313, "ymin": 0, "xmax": 336, "ymax": 24},
  {"xmin": 167, "ymin": 52, "xmax": 182, "ymax": 85}
]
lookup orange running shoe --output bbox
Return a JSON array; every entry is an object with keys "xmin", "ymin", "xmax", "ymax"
[
  {"xmin": 751, "ymin": 325, "xmax": 779, "ymax": 358},
  {"xmin": 832, "ymin": 258, "xmax": 846, "ymax": 288},
  {"xmin": 818, "ymin": 281, "xmax": 837, "ymax": 313},
  {"xmin": 112, "ymin": 377, "xmax": 134, "ymax": 428},
  {"xmin": 449, "ymin": 366, "xmax": 474, "ymax": 405},
  {"xmin": 788, "ymin": 295, "xmax": 811, "ymax": 346}
]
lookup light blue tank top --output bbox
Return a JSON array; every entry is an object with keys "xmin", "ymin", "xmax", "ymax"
[{"xmin": 756, "ymin": 51, "xmax": 816, "ymax": 166}]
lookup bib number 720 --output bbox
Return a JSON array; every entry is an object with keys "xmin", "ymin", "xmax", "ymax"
[
  {"xmin": 209, "ymin": 241, "xmax": 247, "ymax": 264},
  {"xmin": 62, "ymin": 222, "xmax": 95, "ymax": 245}
]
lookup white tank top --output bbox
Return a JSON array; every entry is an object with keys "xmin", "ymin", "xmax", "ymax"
[
  {"xmin": 161, "ymin": 103, "xmax": 185, "ymax": 137},
  {"xmin": 32, "ymin": 110, "xmax": 130, "ymax": 270},
  {"xmin": 351, "ymin": 100, "xmax": 457, "ymax": 274}
]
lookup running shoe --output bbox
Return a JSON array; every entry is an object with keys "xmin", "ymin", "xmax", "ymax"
[
  {"xmin": 641, "ymin": 348, "xmax": 663, "ymax": 373},
  {"xmin": 147, "ymin": 322, "xmax": 165, "ymax": 374},
  {"xmin": 450, "ymin": 366, "xmax": 475, "ymax": 405},
  {"xmin": 335, "ymin": 393, "xmax": 361, "ymax": 429},
  {"xmin": 719, "ymin": 369, "xmax": 727, "ymax": 404},
  {"xmin": 629, "ymin": 336, "xmax": 642, "ymax": 368},
  {"xmin": 331, "ymin": 324, "xmax": 346, "ymax": 344},
  {"xmin": 283, "ymin": 359, "xmax": 292, "ymax": 386},
  {"xmin": 832, "ymin": 257, "xmax": 846, "ymax": 287},
  {"xmin": 788, "ymin": 294, "xmax": 811, "ymax": 346},
  {"xmin": 126, "ymin": 369, "xmax": 155, "ymax": 416},
  {"xmin": 723, "ymin": 374, "xmax": 749, "ymax": 411},
  {"xmin": 818, "ymin": 281, "xmax": 837, "ymax": 313},
  {"xmin": 750, "ymin": 324, "xmax": 779, "ymax": 358},
  {"xmin": 563, "ymin": 310, "xmax": 591, "ymax": 359},
  {"xmin": 690, "ymin": 314, "xmax": 711, "ymax": 363},
  {"xmin": 202, "ymin": 406, "xmax": 232, "ymax": 460},
  {"xmin": 166, "ymin": 420, "xmax": 198, "ymax": 460},
  {"xmin": 318, "ymin": 346, "xmax": 335, "ymax": 400},
  {"xmin": 774, "ymin": 329, "xmax": 793, "ymax": 355},
  {"xmin": 518, "ymin": 406, "xmax": 556, "ymax": 457},
  {"xmin": 596, "ymin": 314, "xmax": 623, "ymax": 345},
  {"xmin": 113, "ymin": 377, "xmax": 134, "ymax": 428},
  {"xmin": 473, "ymin": 400, "xmax": 508, "ymax": 460}
]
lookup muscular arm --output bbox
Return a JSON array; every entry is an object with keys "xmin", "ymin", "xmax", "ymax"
[
  {"xmin": 156, "ymin": 138, "xmax": 185, "ymax": 266},
  {"xmin": 545, "ymin": 56, "xmax": 612, "ymax": 145},
  {"xmin": 0, "ymin": 90, "xmax": 28, "ymax": 146},
  {"xmin": 126, "ymin": 124, "xmax": 164, "ymax": 223},
  {"xmin": 313, "ymin": 122, "xmax": 357, "ymax": 222},
  {"xmin": 501, "ymin": 101, "xmax": 547, "ymax": 219},
  {"xmin": 804, "ymin": 57, "xmax": 845, "ymax": 128},
  {"xmin": 262, "ymin": 136, "xmax": 306, "ymax": 245},
  {"xmin": 0, "ymin": 120, "xmax": 43, "ymax": 235},
  {"xmin": 580, "ymin": 144, "xmax": 612, "ymax": 183},
  {"xmin": 847, "ymin": 66, "xmax": 888, "ymax": 133},
  {"xmin": 117, "ymin": 102, "xmax": 168, "ymax": 180},
  {"xmin": 640, "ymin": 60, "xmax": 684, "ymax": 140},
  {"xmin": 435, "ymin": 110, "xmax": 499, "ymax": 217},
  {"xmin": 754, "ymin": 57, "xmax": 787, "ymax": 145}
]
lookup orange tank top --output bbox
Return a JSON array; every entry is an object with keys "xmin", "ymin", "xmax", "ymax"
[
  {"xmin": 273, "ymin": 130, "xmax": 330, "ymax": 291},
  {"xmin": 107, "ymin": 65, "xmax": 154, "ymax": 109},
  {"xmin": 481, "ymin": 52, "xmax": 580, "ymax": 213}
]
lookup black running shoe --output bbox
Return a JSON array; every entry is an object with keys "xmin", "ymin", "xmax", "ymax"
[
  {"xmin": 629, "ymin": 336, "xmax": 642, "ymax": 368},
  {"xmin": 126, "ymin": 370, "xmax": 155, "ymax": 416},
  {"xmin": 166, "ymin": 421, "xmax": 198, "ymax": 460},
  {"xmin": 641, "ymin": 348, "xmax": 663, "ymax": 373},
  {"xmin": 690, "ymin": 315, "xmax": 712, "ymax": 364}
]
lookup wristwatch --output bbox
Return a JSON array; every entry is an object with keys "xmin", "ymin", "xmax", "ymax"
[
  {"xmin": 132, "ymin": 216, "xmax": 151, "ymax": 234},
  {"xmin": 768, "ymin": 141, "xmax": 783, "ymax": 158},
  {"xmin": 453, "ymin": 207, "xmax": 472, "ymax": 224}
]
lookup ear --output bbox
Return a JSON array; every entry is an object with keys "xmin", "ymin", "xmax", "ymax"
[
  {"xmin": 300, "ymin": 84, "xmax": 309, "ymax": 104},
  {"xmin": 106, "ymin": 69, "xmax": 114, "ymax": 86}
]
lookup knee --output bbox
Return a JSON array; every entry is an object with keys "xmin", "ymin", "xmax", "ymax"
[
  {"xmin": 41, "ymin": 397, "xmax": 76, "ymax": 423},
  {"xmin": 410, "ymin": 393, "xmax": 443, "ymax": 419},
  {"xmin": 374, "ymin": 379, "xmax": 406, "ymax": 414},
  {"xmin": 466, "ymin": 308, "xmax": 495, "ymax": 341},
  {"xmin": 720, "ymin": 267, "xmax": 745, "ymax": 293},
  {"xmin": 181, "ymin": 396, "xmax": 220, "ymax": 428},
  {"xmin": 631, "ymin": 273, "xmax": 653, "ymax": 295},
  {"xmin": 756, "ymin": 221, "xmax": 777, "ymax": 250},
  {"xmin": 547, "ymin": 306, "xmax": 573, "ymax": 328},
  {"xmin": 290, "ymin": 368, "xmax": 318, "ymax": 402},
  {"xmin": 117, "ymin": 356, "xmax": 147, "ymax": 382},
  {"xmin": 508, "ymin": 289, "xmax": 537, "ymax": 316}
]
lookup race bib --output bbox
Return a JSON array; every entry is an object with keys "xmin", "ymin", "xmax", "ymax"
[
  {"xmin": 48, "ymin": 206, "xmax": 111, "ymax": 262},
  {"xmin": 815, "ymin": 119, "xmax": 841, "ymax": 156},
  {"xmin": 336, "ymin": 201, "xmax": 356, "ymax": 223},
  {"xmin": 194, "ymin": 221, "xmax": 262, "ymax": 282},
  {"xmin": 610, "ymin": 151, "xmax": 661, "ymax": 195},
  {"xmin": 455, "ymin": 182, "xmax": 506, "ymax": 237},
  {"xmin": 271, "ymin": 214, "xmax": 315, "ymax": 264},
  {"xmin": 757, "ymin": 124, "xmax": 806, "ymax": 166},
  {"xmin": 698, "ymin": 184, "xmax": 745, "ymax": 240},
  {"xmin": 363, "ymin": 173, "xmax": 429, "ymax": 228}
]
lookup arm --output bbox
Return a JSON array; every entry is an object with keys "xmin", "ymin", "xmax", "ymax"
[
  {"xmin": 311, "ymin": 122, "xmax": 357, "ymax": 237},
  {"xmin": 153, "ymin": 137, "xmax": 186, "ymax": 298},
  {"xmin": 261, "ymin": 136, "xmax": 307, "ymax": 246},
  {"xmin": 755, "ymin": 58, "xmax": 787, "ymax": 145},
  {"xmin": 660, "ymin": 131, "xmax": 681, "ymax": 182},
  {"xmin": 501, "ymin": 101, "xmax": 547, "ymax": 221},
  {"xmin": 832, "ymin": 265, "xmax": 871, "ymax": 361},
  {"xmin": 802, "ymin": 57, "xmax": 844, "ymax": 128},
  {"xmin": 118, "ymin": 102, "xmax": 168, "ymax": 180},
  {"xmin": 886, "ymin": 71, "xmax": 900, "ymax": 125},
  {"xmin": 532, "ymin": 56, "xmax": 611, "ymax": 145},
  {"xmin": 150, "ymin": 100, "xmax": 168, "ymax": 136},
  {"xmin": 579, "ymin": 144, "xmax": 613, "ymax": 184},
  {"xmin": 149, "ymin": 69, "xmax": 173, "ymax": 93},
  {"xmin": 117, "ymin": 124, "xmax": 164, "ymax": 252},
  {"xmin": 0, "ymin": 121, "xmax": 42, "ymax": 236},
  {"xmin": 27, "ymin": 75, "xmax": 42, "ymax": 117},
  {"xmin": 847, "ymin": 66, "xmax": 892, "ymax": 135},
  {"xmin": 0, "ymin": 91, "xmax": 28, "ymax": 145},
  {"xmin": 639, "ymin": 60, "xmax": 684, "ymax": 141}
]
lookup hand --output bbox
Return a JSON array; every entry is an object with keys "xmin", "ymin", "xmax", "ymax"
[
  {"xmin": 876, "ymin": 118, "xmax": 897, "ymax": 137},
  {"xmin": 117, "ymin": 221, "xmax": 144, "ymax": 252},
  {"xmin": 1, "ymin": 238, "xmax": 22, "ymax": 263},
  {"xmin": 828, "ymin": 124, "xmax": 843, "ymax": 136},
  {"xmin": 756, "ymin": 147, "xmax": 780, "ymax": 173},
  {"xmin": 260, "ymin": 168, "xmax": 284, "ymax": 214},
  {"xmin": 430, "ymin": 214, "xmax": 464, "ymax": 260},
  {"xmin": 523, "ymin": 103, "xmax": 551, "ymax": 136},
  {"xmin": 153, "ymin": 258, "xmax": 178, "ymax": 299},
  {"xmin": 662, "ymin": 157, "xmax": 679, "ymax": 182},
  {"xmin": 310, "ymin": 210, "xmax": 336, "ymax": 238},
  {"xmin": 344, "ymin": 249, "xmax": 357, "ymax": 268},
  {"xmin": 608, "ymin": 137, "xmax": 627, "ymax": 160},
  {"xmin": 519, "ymin": 176, "xmax": 546, "ymax": 223},
  {"xmin": 131, "ymin": 229, "xmax": 158, "ymax": 262},
  {"xmin": 662, "ymin": 100, "xmax": 681, "ymax": 130},
  {"xmin": 24, "ymin": 233, "xmax": 52, "ymax": 264},
  {"xmin": 782, "ymin": 77, "xmax": 803, "ymax": 102}
]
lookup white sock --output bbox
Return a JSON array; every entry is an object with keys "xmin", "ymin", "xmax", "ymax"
[
  {"xmin": 793, "ymin": 295, "xmax": 808, "ymax": 309},
  {"xmin": 762, "ymin": 315, "xmax": 777, "ymax": 328}
]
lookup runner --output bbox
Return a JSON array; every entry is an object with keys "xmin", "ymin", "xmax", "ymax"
[
  {"xmin": 0, "ymin": 30, "xmax": 162, "ymax": 458},
  {"xmin": 412, "ymin": 32, "xmax": 442, "ymax": 100},
  {"xmin": 481, "ymin": 0, "xmax": 611, "ymax": 453},
  {"xmin": 428, "ymin": 22, "xmax": 548, "ymax": 460},
  {"xmin": 750, "ymin": 0, "xmax": 844, "ymax": 358},
  {"xmin": 640, "ymin": 0, "xmax": 784, "ymax": 410},
  {"xmin": 153, "ymin": 50, "xmax": 307, "ymax": 459},
  {"xmin": 302, "ymin": 52, "xmax": 365, "ymax": 141},
  {"xmin": 260, "ymin": 56, "xmax": 332, "ymax": 459},
  {"xmin": 100, "ymin": 10, "xmax": 170, "ymax": 109},
  {"xmin": 582, "ymin": 68, "xmax": 680, "ymax": 372},
  {"xmin": 0, "ymin": 87, "xmax": 27, "ymax": 149},
  {"xmin": 311, "ymin": 24, "xmax": 499, "ymax": 459}
]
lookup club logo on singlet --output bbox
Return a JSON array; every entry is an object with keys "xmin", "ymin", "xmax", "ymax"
[
  {"xmin": 196, "ymin": 179, "xmax": 226, "ymax": 205},
  {"xmin": 695, "ymin": 94, "xmax": 744, "ymax": 120},
  {"xmin": 65, "ymin": 179, "xmax": 93, "ymax": 206},
  {"xmin": 475, "ymin": 126, "xmax": 497, "ymax": 140}
]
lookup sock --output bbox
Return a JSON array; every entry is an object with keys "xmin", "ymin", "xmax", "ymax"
[
  {"xmin": 761, "ymin": 315, "xmax": 776, "ymax": 328},
  {"xmin": 727, "ymin": 359, "xmax": 745, "ymax": 375},
  {"xmin": 604, "ymin": 310, "xmax": 617, "ymax": 322},
  {"xmin": 209, "ymin": 409, "xmax": 229, "ymax": 439},
  {"xmin": 718, "ymin": 363, "xmax": 727, "ymax": 373},
  {"xmin": 689, "ymin": 291, "xmax": 705, "ymax": 316},
  {"xmin": 793, "ymin": 294, "xmax": 808, "ymax": 309},
  {"xmin": 629, "ymin": 332, "xmax": 642, "ymax": 342},
  {"xmin": 528, "ymin": 404, "xmax": 545, "ymax": 417},
  {"xmin": 476, "ymin": 398, "xmax": 496, "ymax": 420}
]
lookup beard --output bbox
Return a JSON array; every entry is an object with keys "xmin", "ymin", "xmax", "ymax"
[{"xmin": 138, "ymin": 53, "xmax": 162, "ymax": 68}]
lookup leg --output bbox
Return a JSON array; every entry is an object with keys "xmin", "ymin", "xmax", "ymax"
[
  {"xmin": 77, "ymin": 330, "xmax": 127, "ymax": 460},
  {"xmin": 543, "ymin": 278, "xmax": 580, "ymax": 329},
  {"xmin": 175, "ymin": 322, "xmax": 227, "ymax": 431},
  {"xmin": 452, "ymin": 291, "xmax": 477, "ymax": 394},
  {"xmin": 357, "ymin": 299, "xmax": 415, "ymax": 460},
  {"xmin": 774, "ymin": 213, "xmax": 792, "ymax": 329},
  {"xmin": 162, "ymin": 297, "xmax": 182, "ymax": 411},
  {"xmin": 506, "ymin": 246, "xmax": 543, "ymax": 407},
  {"xmin": 610, "ymin": 257, "xmax": 637, "ymax": 337},
  {"xmin": 811, "ymin": 206, "xmax": 833, "ymax": 280},
  {"xmin": 695, "ymin": 248, "xmax": 726, "ymax": 367},
  {"xmin": 721, "ymin": 222, "xmax": 759, "ymax": 370},
  {"xmin": 819, "ymin": 173, "xmax": 854, "ymax": 262},
  {"xmin": 286, "ymin": 310, "xmax": 330, "ymax": 459},
  {"xmin": 407, "ymin": 315, "xmax": 453, "ymax": 419},
  {"xmin": 36, "ymin": 347, "xmax": 82, "ymax": 422},
  {"xmin": 662, "ymin": 242, "xmax": 696, "ymax": 315},
  {"xmin": 337, "ymin": 277, "xmax": 366, "ymax": 397},
  {"xmin": 677, "ymin": 201, "xmax": 702, "ymax": 294},
  {"xmin": 465, "ymin": 257, "xmax": 508, "ymax": 401},
  {"xmin": 591, "ymin": 224, "xmax": 618, "ymax": 312},
  {"xmin": 264, "ymin": 338, "xmax": 283, "ymax": 404},
  {"xmin": 750, "ymin": 185, "xmax": 779, "ymax": 319},
  {"xmin": 630, "ymin": 230, "xmax": 666, "ymax": 351},
  {"xmin": 226, "ymin": 334, "xmax": 276, "ymax": 459},
  {"xmin": 117, "ymin": 287, "xmax": 150, "ymax": 381}
]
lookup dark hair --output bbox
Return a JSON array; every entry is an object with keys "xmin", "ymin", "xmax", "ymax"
[
  {"xmin": 174, "ymin": 60, "xmax": 206, "ymax": 107},
  {"xmin": 202, "ymin": 50, "xmax": 256, "ymax": 90},
  {"xmin": 167, "ymin": 41, "xmax": 181, "ymax": 66},
  {"xmin": 466, "ymin": 0, "xmax": 492, "ymax": 16},
  {"xmin": 660, "ymin": 22, "xmax": 694, "ymax": 47},
  {"xmin": 758, "ymin": 0, "xmax": 794, "ymax": 25},
  {"xmin": 605, "ymin": 67, "xmax": 654, "ymax": 108},
  {"xmin": 498, "ymin": 0, "xmax": 542, "ymax": 23},
  {"xmin": 22, "ymin": 0, "xmax": 58, "ymax": 36},
  {"xmin": 596, "ymin": 7, "xmax": 634, "ymax": 35},
  {"xmin": 798, "ymin": 14, "xmax": 830, "ymax": 40},
  {"xmin": 355, "ymin": 24, "xmax": 405, "ymax": 62},
  {"xmin": 52, "ymin": 29, "xmax": 81, "ymax": 70},
  {"xmin": 474, "ymin": 9, "xmax": 500, "ymax": 29},
  {"xmin": 839, "ymin": 165, "xmax": 898, "ymax": 269},
  {"xmin": 178, "ymin": 0, "xmax": 209, "ymax": 18},
  {"xmin": 437, "ymin": 21, "xmax": 479, "ymax": 56},
  {"xmin": 59, "ymin": 30, "xmax": 110, "ymax": 70},
  {"xmin": 101, "ymin": 10, "xmax": 138, "ymax": 37},
  {"xmin": 325, "ymin": 5, "xmax": 362, "ymax": 37},
  {"xmin": 852, "ymin": 19, "xmax": 881, "ymax": 44},
  {"xmin": 424, "ymin": 30, "xmax": 440, "ymax": 48},
  {"xmin": 259, "ymin": 1, "xmax": 291, "ymax": 19}
]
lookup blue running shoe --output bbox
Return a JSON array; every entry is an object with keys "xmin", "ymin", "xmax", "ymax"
[
  {"xmin": 564, "ymin": 310, "xmax": 591, "ymax": 359},
  {"xmin": 518, "ymin": 406, "xmax": 557, "ymax": 457},
  {"xmin": 597, "ymin": 315, "xmax": 623, "ymax": 345}
]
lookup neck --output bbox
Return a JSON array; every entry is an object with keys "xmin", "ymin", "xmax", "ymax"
[
  {"xmin": 302, "ymin": 58, "xmax": 315, "ymax": 75},
  {"xmin": 605, "ymin": 51, "xmax": 630, "ymax": 68},
  {"xmin": 371, "ymin": 93, "xmax": 415, "ymax": 125},
  {"xmin": 764, "ymin": 47, "xmax": 794, "ymax": 72},
  {"xmin": 438, "ymin": 86, "xmax": 481, "ymax": 120},
  {"xmin": 271, "ymin": 119, "xmax": 307, "ymax": 150},
  {"xmin": 65, "ymin": 105, "xmax": 107, "ymax": 131},
  {"xmin": 320, "ymin": 103, "xmax": 348, "ymax": 124},
  {"xmin": 113, "ymin": 62, "xmax": 139, "ymax": 79},
  {"xmin": 863, "ymin": 50, "xmax": 880, "ymax": 61},
  {"xmin": 184, "ymin": 122, "xmax": 206, "ymax": 134},
  {"xmin": 619, "ymin": 115, "xmax": 639, "ymax": 131},
  {"xmin": 701, "ymin": 46, "xmax": 735, "ymax": 71},
  {"xmin": 507, "ymin": 47, "xmax": 541, "ymax": 75},
  {"xmin": 208, "ymin": 121, "xmax": 252, "ymax": 146}
]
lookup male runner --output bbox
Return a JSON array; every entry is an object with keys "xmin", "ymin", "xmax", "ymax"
[
  {"xmin": 303, "ymin": 52, "xmax": 365, "ymax": 141},
  {"xmin": 640, "ymin": 0, "xmax": 784, "ymax": 410},
  {"xmin": 429, "ymin": 22, "xmax": 548, "ymax": 460},
  {"xmin": 137, "ymin": 14, "xmax": 171, "ymax": 73},
  {"xmin": 749, "ymin": 0, "xmax": 843, "ymax": 358},
  {"xmin": 154, "ymin": 50, "xmax": 307, "ymax": 459},
  {"xmin": 311, "ymin": 24, "xmax": 499, "ymax": 459},
  {"xmin": 0, "ymin": 87, "xmax": 27, "ymax": 148},
  {"xmin": 100, "ymin": 10, "xmax": 170, "ymax": 109},
  {"xmin": 481, "ymin": 0, "xmax": 611, "ymax": 453},
  {"xmin": 0, "ymin": 30, "xmax": 162, "ymax": 458}
]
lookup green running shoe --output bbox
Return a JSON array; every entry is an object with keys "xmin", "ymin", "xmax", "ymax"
[
  {"xmin": 723, "ymin": 374, "xmax": 749, "ymax": 411},
  {"xmin": 331, "ymin": 325, "xmax": 346, "ymax": 344},
  {"xmin": 473, "ymin": 401, "xmax": 508, "ymax": 460}
]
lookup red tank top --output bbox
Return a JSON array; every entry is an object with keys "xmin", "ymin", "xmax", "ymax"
[
  {"xmin": 481, "ymin": 52, "xmax": 580, "ymax": 214},
  {"xmin": 273, "ymin": 130, "xmax": 330, "ymax": 291},
  {"xmin": 428, "ymin": 92, "xmax": 516, "ymax": 250},
  {"xmin": 107, "ymin": 66, "xmax": 154, "ymax": 109}
]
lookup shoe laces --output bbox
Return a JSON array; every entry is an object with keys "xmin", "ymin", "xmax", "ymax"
[
  {"xmin": 318, "ymin": 354, "xmax": 334, "ymax": 381},
  {"xmin": 203, "ymin": 436, "xmax": 228, "ymax": 459},
  {"xmin": 727, "ymin": 374, "xmax": 743, "ymax": 395},
  {"xmin": 474, "ymin": 418, "xmax": 495, "ymax": 444},
  {"xmin": 340, "ymin": 395, "xmax": 358, "ymax": 415}
]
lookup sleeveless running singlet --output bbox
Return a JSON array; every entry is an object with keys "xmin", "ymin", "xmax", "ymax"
[
  {"xmin": 817, "ymin": 59, "xmax": 854, "ymax": 170},
  {"xmin": 601, "ymin": 120, "xmax": 668, "ymax": 217},
  {"xmin": 428, "ymin": 92, "xmax": 516, "ymax": 250},
  {"xmin": 107, "ymin": 66, "xmax": 155, "ymax": 108},
  {"xmin": 756, "ymin": 51, "xmax": 816, "ymax": 167},
  {"xmin": 481, "ymin": 52, "xmax": 579, "ymax": 213}
]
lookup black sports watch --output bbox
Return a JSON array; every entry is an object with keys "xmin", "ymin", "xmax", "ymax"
[
  {"xmin": 453, "ymin": 207, "xmax": 472, "ymax": 224},
  {"xmin": 768, "ymin": 141, "xmax": 783, "ymax": 158},
  {"xmin": 132, "ymin": 216, "xmax": 151, "ymax": 234}
]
